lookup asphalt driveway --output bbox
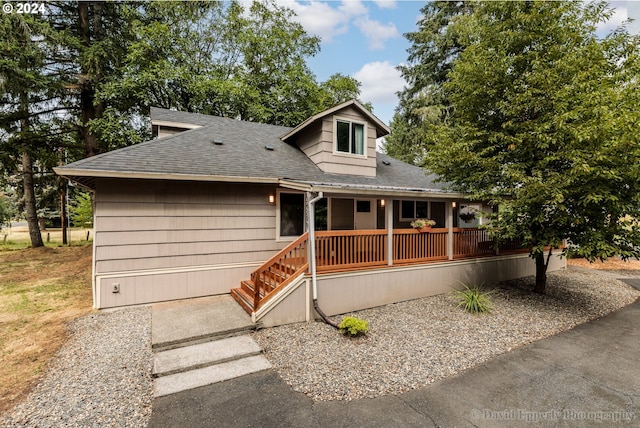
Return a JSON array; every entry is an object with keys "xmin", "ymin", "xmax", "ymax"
[{"xmin": 150, "ymin": 283, "xmax": 640, "ymax": 428}]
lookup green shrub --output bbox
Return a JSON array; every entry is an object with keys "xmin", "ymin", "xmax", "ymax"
[
  {"xmin": 455, "ymin": 284, "xmax": 493, "ymax": 315},
  {"xmin": 338, "ymin": 316, "xmax": 369, "ymax": 337}
]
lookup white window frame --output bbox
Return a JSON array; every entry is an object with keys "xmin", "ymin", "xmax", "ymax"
[{"xmin": 333, "ymin": 116, "xmax": 367, "ymax": 158}]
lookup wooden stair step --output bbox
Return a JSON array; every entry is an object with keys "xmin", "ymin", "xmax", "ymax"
[
  {"xmin": 230, "ymin": 287, "xmax": 254, "ymax": 315},
  {"xmin": 241, "ymin": 280, "xmax": 256, "ymax": 295}
]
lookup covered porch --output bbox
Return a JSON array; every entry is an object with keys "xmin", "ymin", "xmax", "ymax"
[{"xmin": 231, "ymin": 193, "xmax": 533, "ymax": 322}]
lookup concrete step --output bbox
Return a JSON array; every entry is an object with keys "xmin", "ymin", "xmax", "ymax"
[
  {"xmin": 153, "ymin": 335, "xmax": 263, "ymax": 378},
  {"xmin": 151, "ymin": 294, "xmax": 256, "ymax": 352},
  {"xmin": 154, "ymin": 355, "xmax": 272, "ymax": 398}
]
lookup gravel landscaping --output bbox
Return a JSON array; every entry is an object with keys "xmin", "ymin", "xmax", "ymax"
[
  {"xmin": 0, "ymin": 306, "xmax": 153, "ymax": 428},
  {"xmin": 252, "ymin": 269, "xmax": 640, "ymax": 401},
  {"xmin": 1, "ymin": 268, "xmax": 638, "ymax": 426}
]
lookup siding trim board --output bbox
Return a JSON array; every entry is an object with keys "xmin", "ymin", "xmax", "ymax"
[
  {"xmin": 96, "ymin": 261, "xmax": 261, "ymax": 280},
  {"xmin": 96, "ymin": 262, "xmax": 261, "ymax": 308}
]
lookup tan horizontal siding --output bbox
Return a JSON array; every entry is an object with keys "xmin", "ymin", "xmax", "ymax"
[
  {"xmin": 96, "ymin": 179, "xmax": 270, "ymax": 204},
  {"xmin": 94, "ymin": 179, "xmax": 281, "ymax": 277},
  {"xmin": 95, "ymin": 228, "xmax": 276, "ymax": 246},
  {"xmin": 96, "ymin": 215, "xmax": 275, "ymax": 232},
  {"xmin": 96, "ymin": 239, "xmax": 282, "ymax": 261},
  {"xmin": 95, "ymin": 249, "xmax": 281, "ymax": 273},
  {"xmin": 95, "ymin": 201, "xmax": 273, "ymax": 217}
]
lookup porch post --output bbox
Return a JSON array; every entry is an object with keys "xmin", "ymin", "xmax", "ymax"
[
  {"xmin": 386, "ymin": 199, "xmax": 394, "ymax": 266},
  {"xmin": 447, "ymin": 201, "xmax": 454, "ymax": 261}
]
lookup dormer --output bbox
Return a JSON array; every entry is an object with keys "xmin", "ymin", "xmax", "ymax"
[
  {"xmin": 150, "ymin": 107, "xmax": 215, "ymax": 139},
  {"xmin": 281, "ymin": 100, "xmax": 390, "ymax": 177}
]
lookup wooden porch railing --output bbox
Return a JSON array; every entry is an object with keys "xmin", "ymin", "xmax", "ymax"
[
  {"xmin": 453, "ymin": 227, "xmax": 494, "ymax": 258},
  {"xmin": 315, "ymin": 230, "xmax": 387, "ymax": 272},
  {"xmin": 233, "ymin": 227, "xmax": 530, "ymax": 316},
  {"xmin": 250, "ymin": 232, "xmax": 309, "ymax": 310},
  {"xmin": 393, "ymin": 228, "xmax": 448, "ymax": 264}
]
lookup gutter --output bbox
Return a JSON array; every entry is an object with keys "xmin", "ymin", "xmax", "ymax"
[
  {"xmin": 280, "ymin": 179, "xmax": 465, "ymax": 199},
  {"xmin": 306, "ymin": 191, "xmax": 338, "ymax": 329}
]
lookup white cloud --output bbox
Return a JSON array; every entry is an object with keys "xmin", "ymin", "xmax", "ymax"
[
  {"xmin": 624, "ymin": 1, "xmax": 640, "ymax": 34},
  {"xmin": 353, "ymin": 61, "xmax": 405, "ymax": 105},
  {"xmin": 354, "ymin": 17, "xmax": 399, "ymax": 50},
  {"xmin": 597, "ymin": 4, "xmax": 628, "ymax": 35},
  {"xmin": 278, "ymin": 0, "xmax": 399, "ymax": 49},
  {"xmin": 279, "ymin": 0, "xmax": 350, "ymax": 42},
  {"xmin": 338, "ymin": 0, "xmax": 368, "ymax": 18},
  {"xmin": 373, "ymin": 0, "xmax": 397, "ymax": 10}
]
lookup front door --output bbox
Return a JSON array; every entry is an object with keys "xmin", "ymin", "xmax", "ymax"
[{"xmin": 354, "ymin": 199, "xmax": 376, "ymax": 230}]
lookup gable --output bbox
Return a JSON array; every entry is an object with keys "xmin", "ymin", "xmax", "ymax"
[{"xmin": 283, "ymin": 101, "xmax": 388, "ymax": 178}]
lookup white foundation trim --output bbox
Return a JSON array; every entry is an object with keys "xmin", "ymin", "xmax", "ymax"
[{"xmin": 253, "ymin": 272, "xmax": 308, "ymax": 323}]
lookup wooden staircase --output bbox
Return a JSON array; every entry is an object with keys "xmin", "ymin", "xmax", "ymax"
[{"xmin": 231, "ymin": 232, "xmax": 309, "ymax": 315}]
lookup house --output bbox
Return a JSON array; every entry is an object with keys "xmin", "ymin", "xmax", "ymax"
[{"xmin": 55, "ymin": 100, "xmax": 565, "ymax": 327}]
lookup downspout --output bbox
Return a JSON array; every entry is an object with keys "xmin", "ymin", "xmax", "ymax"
[{"xmin": 307, "ymin": 191, "xmax": 338, "ymax": 329}]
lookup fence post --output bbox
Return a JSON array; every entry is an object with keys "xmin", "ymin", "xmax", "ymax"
[
  {"xmin": 386, "ymin": 200, "xmax": 393, "ymax": 266},
  {"xmin": 447, "ymin": 202, "xmax": 454, "ymax": 260}
]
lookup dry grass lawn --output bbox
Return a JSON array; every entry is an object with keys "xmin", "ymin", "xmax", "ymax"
[
  {"xmin": 0, "ymin": 244, "xmax": 93, "ymax": 414},
  {"xmin": 567, "ymin": 256, "xmax": 640, "ymax": 271}
]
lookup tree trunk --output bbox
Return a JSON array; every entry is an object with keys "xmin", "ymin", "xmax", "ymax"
[
  {"xmin": 78, "ymin": 1, "xmax": 104, "ymax": 158},
  {"xmin": 22, "ymin": 151, "xmax": 44, "ymax": 248},
  {"xmin": 533, "ymin": 252, "xmax": 547, "ymax": 294}
]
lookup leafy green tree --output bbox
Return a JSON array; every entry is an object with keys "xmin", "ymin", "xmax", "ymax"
[
  {"xmin": 70, "ymin": 191, "xmax": 93, "ymax": 228},
  {"xmin": 385, "ymin": 1, "xmax": 473, "ymax": 164},
  {"xmin": 96, "ymin": 1, "xmax": 361, "ymax": 131},
  {"xmin": 0, "ymin": 192, "xmax": 12, "ymax": 229},
  {"xmin": 426, "ymin": 1, "xmax": 640, "ymax": 293}
]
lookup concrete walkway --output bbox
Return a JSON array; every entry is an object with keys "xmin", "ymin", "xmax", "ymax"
[
  {"xmin": 151, "ymin": 295, "xmax": 271, "ymax": 398},
  {"xmin": 152, "ymin": 294, "xmax": 255, "ymax": 351},
  {"xmin": 150, "ymin": 288, "xmax": 640, "ymax": 427}
]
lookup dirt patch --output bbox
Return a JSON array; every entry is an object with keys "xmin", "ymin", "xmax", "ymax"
[
  {"xmin": 0, "ymin": 245, "xmax": 93, "ymax": 413},
  {"xmin": 567, "ymin": 257, "xmax": 640, "ymax": 271}
]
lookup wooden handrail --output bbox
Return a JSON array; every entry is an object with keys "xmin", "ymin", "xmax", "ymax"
[
  {"xmin": 393, "ymin": 228, "xmax": 448, "ymax": 264},
  {"xmin": 251, "ymin": 232, "xmax": 309, "ymax": 310},
  {"xmin": 315, "ymin": 229, "xmax": 387, "ymax": 273}
]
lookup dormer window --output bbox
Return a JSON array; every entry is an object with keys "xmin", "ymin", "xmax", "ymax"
[{"xmin": 335, "ymin": 118, "xmax": 365, "ymax": 156}]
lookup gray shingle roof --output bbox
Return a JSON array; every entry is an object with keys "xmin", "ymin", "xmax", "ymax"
[
  {"xmin": 150, "ymin": 107, "xmax": 224, "ymax": 127},
  {"xmin": 56, "ymin": 108, "xmax": 454, "ymax": 195}
]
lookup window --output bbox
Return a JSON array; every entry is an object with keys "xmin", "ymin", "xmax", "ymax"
[
  {"xmin": 335, "ymin": 119, "xmax": 365, "ymax": 155},
  {"xmin": 315, "ymin": 198, "xmax": 327, "ymax": 231},
  {"xmin": 280, "ymin": 193, "xmax": 304, "ymax": 237},
  {"xmin": 356, "ymin": 200, "xmax": 371, "ymax": 213},
  {"xmin": 400, "ymin": 200, "xmax": 446, "ymax": 227}
]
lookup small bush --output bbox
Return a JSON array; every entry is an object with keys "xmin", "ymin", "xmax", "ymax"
[
  {"xmin": 338, "ymin": 316, "xmax": 369, "ymax": 337},
  {"xmin": 455, "ymin": 284, "xmax": 493, "ymax": 315}
]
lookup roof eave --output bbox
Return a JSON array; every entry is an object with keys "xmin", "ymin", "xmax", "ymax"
[
  {"xmin": 151, "ymin": 120, "xmax": 202, "ymax": 129},
  {"xmin": 278, "ymin": 179, "xmax": 465, "ymax": 199},
  {"xmin": 54, "ymin": 167, "xmax": 280, "ymax": 185}
]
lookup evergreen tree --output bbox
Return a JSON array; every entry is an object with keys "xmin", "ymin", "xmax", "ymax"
[
  {"xmin": 427, "ymin": 1, "xmax": 640, "ymax": 293},
  {"xmin": 385, "ymin": 1, "xmax": 473, "ymax": 164}
]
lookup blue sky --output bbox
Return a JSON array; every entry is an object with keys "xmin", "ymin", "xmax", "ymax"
[{"xmin": 277, "ymin": 0, "xmax": 640, "ymax": 126}]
